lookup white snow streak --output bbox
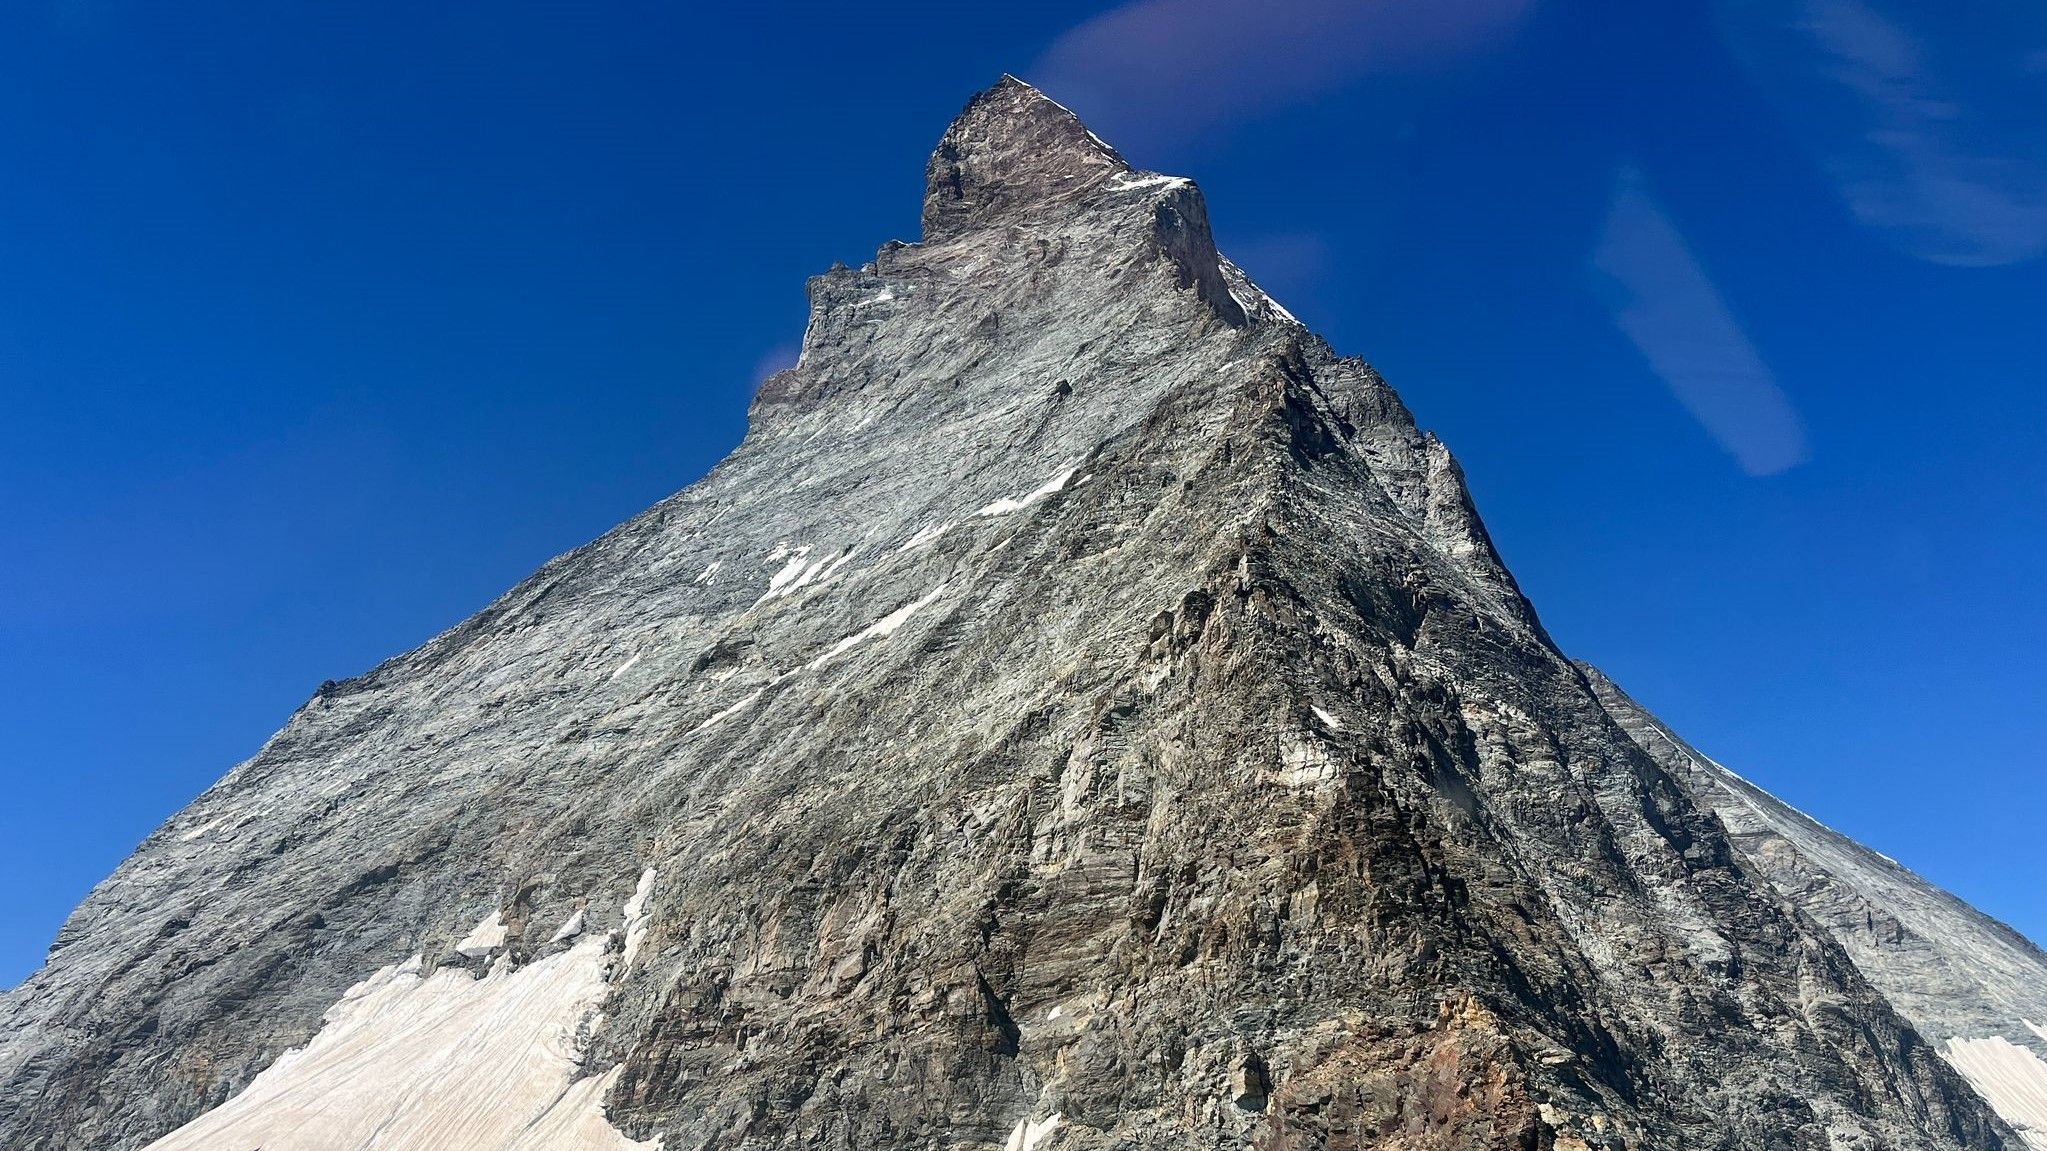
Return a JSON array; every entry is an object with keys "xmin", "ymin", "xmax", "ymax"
[
  {"xmin": 757, "ymin": 545, "xmax": 856, "ymax": 603},
  {"xmin": 1258, "ymin": 287, "xmax": 1299, "ymax": 324},
  {"xmin": 812, "ymin": 547, "xmax": 858, "ymax": 586},
  {"xmin": 977, "ymin": 466, "xmax": 1079, "ymax": 517},
  {"xmin": 177, "ymin": 819, "xmax": 221, "ymax": 843},
  {"xmin": 762, "ymin": 547, "xmax": 814, "ymax": 596},
  {"xmin": 899, "ymin": 522, "xmax": 957, "ymax": 552},
  {"xmin": 1943, "ymin": 1035, "xmax": 2047, "ymax": 1150},
  {"xmin": 1310, "ymin": 705, "xmax": 1344, "ymax": 731},
  {"xmin": 1108, "ymin": 173, "xmax": 1189, "ymax": 192},
  {"xmin": 1222, "ymin": 260, "xmax": 1299, "ymax": 325},
  {"xmin": 608, "ymin": 652, "xmax": 642, "ymax": 681},
  {"xmin": 620, "ymin": 868, "xmax": 658, "ymax": 972},
  {"xmin": 806, "ymin": 584, "xmax": 948, "ymax": 670},
  {"xmin": 692, "ymin": 561, "xmax": 720, "ymax": 585},
  {"xmin": 691, "ymin": 689, "xmax": 763, "ymax": 735},
  {"xmin": 144, "ymin": 875, "xmax": 663, "ymax": 1151}
]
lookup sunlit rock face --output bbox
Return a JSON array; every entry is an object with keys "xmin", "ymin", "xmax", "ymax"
[
  {"xmin": 2, "ymin": 76, "xmax": 2042, "ymax": 1151},
  {"xmin": 1589, "ymin": 668, "xmax": 2047, "ymax": 1149}
]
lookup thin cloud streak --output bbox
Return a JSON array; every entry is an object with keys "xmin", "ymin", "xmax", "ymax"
[
  {"xmin": 750, "ymin": 343, "xmax": 799, "ymax": 387},
  {"xmin": 1593, "ymin": 172, "xmax": 1809, "ymax": 477},
  {"xmin": 1720, "ymin": 0, "xmax": 2047, "ymax": 267},
  {"xmin": 1220, "ymin": 233, "xmax": 1330, "ymax": 305},
  {"xmin": 1032, "ymin": 0, "xmax": 1533, "ymax": 144}
]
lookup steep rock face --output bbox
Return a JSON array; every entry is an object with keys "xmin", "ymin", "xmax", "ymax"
[
  {"xmin": 0, "ymin": 76, "xmax": 2031, "ymax": 1151},
  {"xmin": 1587, "ymin": 667, "xmax": 2047, "ymax": 1148}
]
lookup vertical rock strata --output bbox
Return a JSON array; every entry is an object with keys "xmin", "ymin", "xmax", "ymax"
[{"xmin": 1, "ymin": 77, "xmax": 2040, "ymax": 1151}]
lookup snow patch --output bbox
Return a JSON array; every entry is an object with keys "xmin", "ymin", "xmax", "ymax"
[
  {"xmin": 1219, "ymin": 257, "xmax": 1301, "ymax": 325},
  {"xmin": 757, "ymin": 545, "xmax": 856, "ymax": 603},
  {"xmin": 1943, "ymin": 1035, "xmax": 2047, "ymax": 1150},
  {"xmin": 548, "ymin": 908, "xmax": 586, "ymax": 944},
  {"xmin": 977, "ymin": 466, "xmax": 1079, "ymax": 518},
  {"xmin": 1227, "ymin": 282, "xmax": 1300, "ymax": 326},
  {"xmin": 2029, "ymin": 1020, "xmax": 2047, "ymax": 1046},
  {"xmin": 762, "ymin": 547, "xmax": 814, "ymax": 596},
  {"xmin": 693, "ymin": 561, "xmax": 720, "ymax": 585},
  {"xmin": 899, "ymin": 522, "xmax": 957, "ymax": 552},
  {"xmin": 806, "ymin": 584, "xmax": 948, "ymax": 670},
  {"xmin": 1310, "ymin": 705, "xmax": 1344, "ymax": 731},
  {"xmin": 1109, "ymin": 173, "xmax": 1190, "ymax": 193},
  {"xmin": 1003, "ymin": 1113, "xmax": 1063, "ymax": 1151},
  {"xmin": 143, "ymin": 878, "xmax": 663, "ymax": 1151},
  {"xmin": 454, "ymin": 911, "xmax": 508, "ymax": 958},
  {"xmin": 692, "ymin": 689, "xmax": 763, "ymax": 734},
  {"xmin": 177, "ymin": 819, "xmax": 221, "ymax": 843},
  {"xmin": 1245, "ymin": 282, "xmax": 1299, "ymax": 324},
  {"xmin": 813, "ymin": 546, "xmax": 858, "ymax": 586},
  {"xmin": 784, "ymin": 557, "xmax": 831, "ymax": 595},
  {"xmin": 620, "ymin": 868, "xmax": 658, "ymax": 972},
  {"xmin": 608, "ymin": 652, "xmax": 642, "ymax": 681}
]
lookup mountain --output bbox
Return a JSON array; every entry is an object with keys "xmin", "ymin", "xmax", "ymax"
[
  {"xmin": 3, "ymin": 75, "xmax": 2043, "ymax": 1151},
  {"xmin": 1585, "ymin": 668, "xmax": 2047, "ymax": 1148}
]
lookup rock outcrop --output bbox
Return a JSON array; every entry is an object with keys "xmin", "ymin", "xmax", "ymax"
[
  {"xmin": 1587, "ymin": 666, "xmax": 2047, "ymax": 1148},
  {"xmin": 2, "ymin": 76, "xmax": 2039, "ymax": 1151}
]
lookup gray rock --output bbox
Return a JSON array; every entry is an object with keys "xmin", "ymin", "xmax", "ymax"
[
  {"xmin": 0, "ymin": 75, "xmax": 2033, "ymax": 1151},
  {"xmin": 1587, "ymin": 666, "xmax": 2047, "ymax": 1127}
]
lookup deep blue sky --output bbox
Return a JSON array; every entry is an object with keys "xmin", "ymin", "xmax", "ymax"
[{"xmin": 3, "ymin": 1, "xmax": 2042, "ymax": 987}]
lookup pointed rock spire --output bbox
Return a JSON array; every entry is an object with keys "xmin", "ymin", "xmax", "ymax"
[{"xmin": 922, "ymin": 76, "xmax": 1130, "ymax": 241}]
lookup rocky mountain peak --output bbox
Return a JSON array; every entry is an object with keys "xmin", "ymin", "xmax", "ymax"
[
  {"xmin": 759, "ymin": 76, "xmax": 1253, "ymax": 421},
  {"xmin": 3, "ymin": 76, "xmax": 2043, "ymax": 1151},
  {"xmin": 922, "ymin": 75, "xmax": 1131, "ymax": 241}
]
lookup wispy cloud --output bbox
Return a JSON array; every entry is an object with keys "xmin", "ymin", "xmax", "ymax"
[
  {"xmin": 1032, "ymin": 0, "xmax": 1533, "ymax": 145},
  {"xmin": 1593, "ymin": 170, "xmax": 1809, "ymax": 476},
  {"xmin": 750, "ymin": 343, "xmax": 799, "ymax": 388},
  {"xmin": 1220, "ymin": 232, "xmax": 1330, "ymax": 302},
  {"xmin": 1719, "ymin": 0, "xmax": 2047, "ymax": 267}
]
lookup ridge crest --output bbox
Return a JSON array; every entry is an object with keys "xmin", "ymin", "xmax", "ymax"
[{"xmin": 921, "ymin": 75, "xmax": 1130, "ymax": 241}]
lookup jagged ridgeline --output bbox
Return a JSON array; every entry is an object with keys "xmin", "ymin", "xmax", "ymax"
[{"xmin": 4, "ymin": 76, "xmax": 2045, "ymax": 1151}]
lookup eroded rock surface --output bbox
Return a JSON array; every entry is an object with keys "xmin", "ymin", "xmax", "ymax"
[
  {"xmin": 1588, "ymin": 667, "xmax": 2047, "ymax": 1148},
  {"xmin": 0, "ymin": 76, "xmax": 2035, "ymax": 1151}
]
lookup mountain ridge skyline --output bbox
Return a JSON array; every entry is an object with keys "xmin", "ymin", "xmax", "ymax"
[
  {"xmin": 8, "ymin": 5, "xmax": 2042, "ymax": 993},
  {"xmin": 3, "ymin": 73, "xmax": 2042, "ymax": 1151}
]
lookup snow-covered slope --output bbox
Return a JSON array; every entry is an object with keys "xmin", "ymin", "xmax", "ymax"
[
  {"xmin": 142, "ymin": 872, "xmax": 660, "ymax": 1151},
  {"xmin": 1944, "ymin": 1035, "xmax": 2047, "ymax": 1151}
]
